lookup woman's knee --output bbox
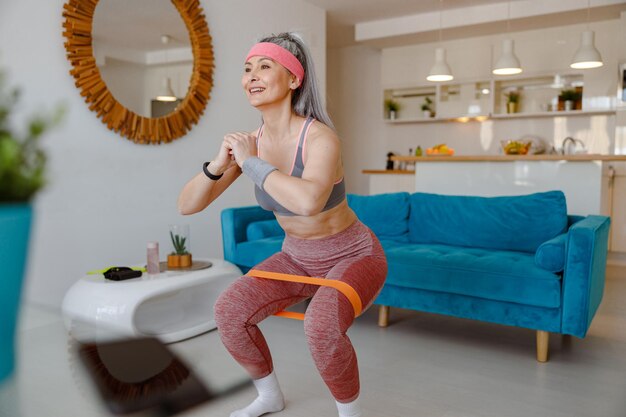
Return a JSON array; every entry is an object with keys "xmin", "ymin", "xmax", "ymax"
[
  {"xmin": 303, "ymin": 297, "xmax": 351, "ymax": 345},
  {"xmin": 214, "ymin": 279, "xmax": 248, "ymax": 328},
  {"xmin": 304, "ymin": 314, "xmax": 338, "ymax": 353}
]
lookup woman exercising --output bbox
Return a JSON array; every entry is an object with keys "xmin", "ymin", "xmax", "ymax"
[{"xmin": 178, "ymin": 32, "xmax": 387, "ymax": 417}]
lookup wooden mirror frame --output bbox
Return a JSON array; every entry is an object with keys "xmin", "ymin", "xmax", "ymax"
[{"xmin": 62, "ymin": 0, "xmax": 214, "ymax": 144}]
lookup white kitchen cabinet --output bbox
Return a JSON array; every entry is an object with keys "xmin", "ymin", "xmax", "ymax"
[
  {"xmin": 367, "ymin": 172, "xmax": 415, "ymax": 195},
  {"xmin": 365, "ymin": 159, "xmax": 626, "ymax": 254},
  {"xmin": 604, "ymin": 162, "xmax": 626, "ymax": 253},
  {"xmin": 413, "ymin": 160, "xmax": 603, "ymax": 215}
]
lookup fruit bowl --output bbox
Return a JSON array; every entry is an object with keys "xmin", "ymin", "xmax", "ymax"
[
  {"xmin": 501, "ymin": 140, "xmax": 532, "ymax": 155},
  {"xmin": 426, "ymin": 144, "xmax": 455, "ymax": 156}
]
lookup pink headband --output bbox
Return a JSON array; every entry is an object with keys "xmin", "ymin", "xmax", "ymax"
[{"xmin": 245, "ymin": 42, "xmax": 305, "ymax": 82}]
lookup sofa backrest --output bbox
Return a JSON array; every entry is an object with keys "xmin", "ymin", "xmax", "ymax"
[
  {"xmin": 246, "ymin": 219, "xmax": 285, "ymax": 240},
  {"xmin": 408, "ymin": 191, "xmax": 568, "ymax": 253},
  {"xmin": 347, "ymin": 192, "xmax": 410, "ymax": 242}
]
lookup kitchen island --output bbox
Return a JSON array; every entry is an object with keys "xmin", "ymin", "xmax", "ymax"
[{"xmin": 363, "ymin": 154, "xmax": 626, "ymax": 253}]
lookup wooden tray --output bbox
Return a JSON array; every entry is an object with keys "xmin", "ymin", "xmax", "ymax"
[{"xmin": 159, "ymin": 260, "xmax": 212, "ymax": 272}]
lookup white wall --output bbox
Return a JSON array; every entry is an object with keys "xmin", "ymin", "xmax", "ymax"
[
  {"xmin": 327, "ymin": 46, "xmax": 384, "ymax": 195},
  {"xmin": 329, "ymin": 14, "xmax": 626, "ymax": 190},
  {"xmin": 99, "ymin": 58, "xmax": 149, "ymax": 116},
  {"xmin": 100, "ymin": 59, "xmax": 193, "ymax": 117},
  {"xmin": 0, "ymin": 0, "xmax": 326, "ymax": 309},
  {"xmin": 380, "ymin": 18, "xmax": 625, "ymax": 157}
]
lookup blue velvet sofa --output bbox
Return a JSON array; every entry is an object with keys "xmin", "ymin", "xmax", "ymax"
[{"xmin": 221, "ymin": 191, "xmax": 611, "ymax": 362}]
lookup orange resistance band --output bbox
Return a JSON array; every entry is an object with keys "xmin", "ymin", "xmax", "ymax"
[{"xmin": 246, "ymin": 269, "xmax": 363, "ymax": 321}]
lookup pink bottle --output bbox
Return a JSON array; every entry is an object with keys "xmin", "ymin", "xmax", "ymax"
[{"xmin": 147, "ymin": 242, "xmax": 160, "ymax": 276}]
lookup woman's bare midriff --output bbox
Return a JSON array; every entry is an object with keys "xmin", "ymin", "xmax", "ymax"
[{"xmin": 276, "ymin": 199, "xmax": 357, "ymax": 239}]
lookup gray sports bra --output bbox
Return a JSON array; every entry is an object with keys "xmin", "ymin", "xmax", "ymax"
[{"xmin": 254, "ymin": 117, "xmax": 346, "ymax": 217}]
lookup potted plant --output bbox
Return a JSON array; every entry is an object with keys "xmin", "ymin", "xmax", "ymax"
[
  {"xmin": 421, "ymin": 96, "xmax": 435, "ymax": 118},
  {"xmin": 0, "ymin": 69, "xmax": 63, "ymax": 383},
  {"xmin": 505, "ymin": 90, "xmax": 520, "ymax": 114},
  {"xmin": 384, "ymin": 99, "xmax": 400, "ymax": 120},
  {"xmin": 559, "ymin": 89, "xmax": 581, "ymax": 111},
  {"xmin": 167, "ymin": 227, "xmax": 192, "ymax": 268}
]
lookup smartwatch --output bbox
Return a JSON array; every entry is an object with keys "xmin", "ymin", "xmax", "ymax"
[{"xmin": 202, "ymin": 162, "xmax": 224, "ymax": 181}]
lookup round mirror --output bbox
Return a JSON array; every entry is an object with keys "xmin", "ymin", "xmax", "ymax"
[
  {"xmin": 92, "ymin": 0, "xmax": 192, "ymax": 119},
  {"xmin": 62, "ymin": 0, "xmax": 214, "ymax": 144}
]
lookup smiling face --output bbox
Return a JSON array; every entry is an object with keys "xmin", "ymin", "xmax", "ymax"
[{"xmin": 242, "ymin": 56, "xmax": 298, "ymax": 109}]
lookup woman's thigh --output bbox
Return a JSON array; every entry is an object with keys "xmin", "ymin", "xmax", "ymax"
[
  {"xmin": 305, "ymin": 254, "xmax": 387, "ymax": 332},
  {"xmin": 215, "ymin": 251, "xmax": 318, "ymax": 325}
]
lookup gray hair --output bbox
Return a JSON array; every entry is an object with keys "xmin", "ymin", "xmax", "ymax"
[{"xmin": 258, "ymin": 32, "xmax": 335, "ymax": 130}]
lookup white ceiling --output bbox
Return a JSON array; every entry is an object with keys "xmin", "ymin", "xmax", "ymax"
[
  {"xmin": 304, "ymin": 0, "xmax": 504, "ymax": 24},
  {"xmin": 89, "ymin": 0, "xmax": 626, "ymax": 52},
  {"xmin": 92, "ymin": 0, "xmax": 190, "ymax": 51},
  {"xmin": 303, "ymin": 0, "xmax": 626, "ymax": 48}
]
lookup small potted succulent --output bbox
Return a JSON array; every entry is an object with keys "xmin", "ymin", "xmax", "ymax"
[
  {"xmin": 167, "ymin": 226, "xmax": 192, "ymax": 268},
  {"xmin": 559, "ymin": 89, "xmax": 582, "ymax": 111},
  {"xmin": 505, "ymin": 90, "xmax": 520, "ymax": 114},
  {"xmin": 421, "ymin": 96, "xmax": 435, "ymax": 118},
  {"xmin": 384, "ymin": 99, "xmax": 400, "ymax": 120}
]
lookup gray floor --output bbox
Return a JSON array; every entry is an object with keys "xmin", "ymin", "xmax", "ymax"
[
  {"xmin": 182, "ymin": 264, "xmax": 626, "ymax": 417},
  {"xmin": 6, "ymin": 266, "xmax": 625, "ymax": 417}
]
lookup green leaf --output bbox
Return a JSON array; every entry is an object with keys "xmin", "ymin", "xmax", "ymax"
[
  {"xmin": 0, "ymin": 68, "xmax": 62, "ymax": 202},
  {"xmin": 170, "ymin": 232, "xmax": 188, "ymax": 254}
]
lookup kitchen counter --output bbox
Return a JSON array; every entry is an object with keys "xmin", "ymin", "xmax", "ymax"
[
  {"xmin": 362, "ymin": 155, "xmax": 626, "ymax": 254},
  {"xmin": 363, "ymin": 156, "xmax": 626, "ymax": 216},
  {"xmin": 362, "ymin": 154, "xmax": 626, "ymax": 175},
  {"xmin": 389, "ymin": 154, "xmax": 626, "ymax": 162},
  {"xmin": 362, "ymin": 169, "xmax": 415, "ymax": 174}
]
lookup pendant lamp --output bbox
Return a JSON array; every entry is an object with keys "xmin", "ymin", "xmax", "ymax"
[
  {"xmin": 571, "ymin": 31, "xmax": 603, "ymax": 69},
  {"xmin": 427, "ymin": 0, "xmax": 453, "ymax": 82},
  {"xmin": 571, "ymin": 0, "xmax": 603, "ymax": 69},
  {"xmin": 427, "ymin": 48, "xmax": 453, "ymax": 82},
  {"xmin": 156, "ymin": 77, "xmax": 177, "ymax": 102},
  {"xmin": 493, "ymin": 39, "xmax": 522, "ymax": 75},
  {"xmin": 493, "ymin": 1, "xmax": 522, "ymax": 75},
  {"xmin": 155, "ymin": 34, "xmax": 177, "ymax": 102}
]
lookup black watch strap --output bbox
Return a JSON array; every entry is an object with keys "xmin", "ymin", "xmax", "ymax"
[{"xmin": 202, "ymin": 162, "xmax": 224, "ymax": 180}]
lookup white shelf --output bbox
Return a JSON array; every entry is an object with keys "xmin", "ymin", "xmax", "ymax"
[
  {"xmin": 385, "ymin": 109, "xmax": 615, "ymax": 124},
  {"xmin": 490, "ymin": 109, "xmax": 615, "ymax": 119},
  {"xmin": 384, "ymin": 72, "xmax": 618, "ymax": 125},
  {"xmin": 386, "ymin": 115, "xmax": 489, "ymax": 124}
]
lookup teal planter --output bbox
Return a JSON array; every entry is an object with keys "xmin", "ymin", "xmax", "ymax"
[{"xmin": 0, "ymin": 204, "xmax": 32, "ymax": 384}]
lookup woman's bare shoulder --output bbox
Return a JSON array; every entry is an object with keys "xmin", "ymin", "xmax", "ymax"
[{"xmin": 308, "ymin": 120, "xmax": 339, "ymax": 147}]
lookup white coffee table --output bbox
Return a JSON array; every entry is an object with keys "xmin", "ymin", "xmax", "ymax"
[{"xmin": 61, "ymin": 258, "xmax": 241, "ymax": 343}]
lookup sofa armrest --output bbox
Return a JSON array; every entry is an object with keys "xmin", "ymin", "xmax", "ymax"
[
  {"xmin": 561, "ymin": 215, "xmax": 611, "ymax": 338},
  {"xmin": 535, "ymin": 232, "xmax": 568, "ymax": 272},
  {"xmin": 221, "ymin": 206, "xmax": 275, "ymax": 265}
]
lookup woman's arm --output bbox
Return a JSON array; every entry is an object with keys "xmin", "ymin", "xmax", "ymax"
[
  {"xmin": 177, "ymin": 134, "xmax": 245, "ymax": 215},
  {"xmin": 177, "ymin": 165, "xmax": 241, "ymax": 215},
  {"xmin": 225, "ymin": 126, "xmax": 340, "ymax": 216},
  {"xmin": 262, "ymin": 131, "xmax": 340, "ymax": 216}
]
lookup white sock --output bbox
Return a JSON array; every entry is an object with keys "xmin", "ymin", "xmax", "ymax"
[
  {"xmin": 336, "ymin": 397, "xmax": 363, "ymax": 417},
  {"xmin": 230, "ymin": 371, "xmax": 285, "ymax": 417}
]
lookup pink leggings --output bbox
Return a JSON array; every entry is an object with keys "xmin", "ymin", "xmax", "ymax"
[{"xmin": 214, "ymin": 220, "xmax": 387, "ymax": 402}]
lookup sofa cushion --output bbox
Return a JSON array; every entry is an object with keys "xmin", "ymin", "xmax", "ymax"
[
  {"xmin": 246, "ymin": 220, "xmax": 285, "ymax": 241},
  {"xmin": 348, "ymin": 193, "xmax": 410, "ymax": 242},
  {"xmin": 408, "ymin": 191, "xmax": 567, "ymax": 253},
  {"xmin": 383, "ymin": 243, "xmax": 561, "ymax": 308},
  {"xmin": 234, "ymin": 236, "xmax": 283, "ymax": 268},
  {"xmin": 535, "ymin": 232, "xmax": 567, "ymax": 273}
]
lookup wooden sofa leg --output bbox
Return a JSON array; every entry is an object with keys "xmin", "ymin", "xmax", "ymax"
[
  {"xmin": 378, "ymin": 306, "xmax": 390, "ymax": 327},
  {"xmin": 536, "ymin": 330, "xmax": 549, "ymax": 362}
]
